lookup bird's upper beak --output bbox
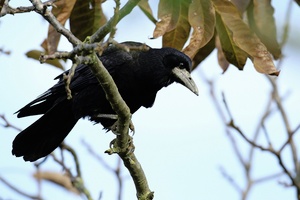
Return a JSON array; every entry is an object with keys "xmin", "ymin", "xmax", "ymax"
[{"xmin": 172, "ymin": 67, "xmax": 199, "ymax": 96}]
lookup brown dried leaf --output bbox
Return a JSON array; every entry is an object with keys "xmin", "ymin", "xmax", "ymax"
[
  {"xmin": 183, "ymin": 0, "xmax": 215, "ymax": 59},
  {"xmin": 153, "ymin": 14, "xmax": 172, "ymax": 38},
  {"xmin": 153, "ymin": 0, "xmax": 181, "ymax": 38},
  {"xmin": 34, "ymin": 171, "xmax": 80, "ymax": 194},
  {"xmin": 191, "ymin": 34, "xmax": 215, "ymax": 70},
  {"xmin": 26, "ymin": 50, "xmax": 64, "ymax": 70},
  {"xmin": 43, "ymin": 0, "xmax": 76, "ymax": 54},
  {"xmin": 230, "ymin": 0, "xmax": 251, "ymax": 13},
  {"xmin": 247, "ymin": 0, "xmax": 281, "ymax": 59},
  {"xmin": 212, "ymin": 0, "xmax": 279, "ymax": 75},
  {"xmin": 162, "ymin": 0, "xmax": 191, "ymax": 50}
]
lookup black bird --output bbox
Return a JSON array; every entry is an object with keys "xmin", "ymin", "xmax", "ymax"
[{"xmin": 12, "ymin": 42, "xmax": 198, "ymax": 162}]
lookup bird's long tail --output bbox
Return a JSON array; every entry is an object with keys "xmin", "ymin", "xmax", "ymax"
[{"xmin": 12, "ymin": 100, "xmax": 78, "ymax": 162}]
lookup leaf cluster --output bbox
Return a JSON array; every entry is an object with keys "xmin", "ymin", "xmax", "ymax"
[
  {"xmin": 150, "ymin": 0, "xmax": 282, "ymax": 75},
  {"xmin": 27, "ymin": 0, "xmax": 107, "ymax": 70},
  {"xmin": 25, "ymin": 0, "xmax": 285, "ymax": 76}
]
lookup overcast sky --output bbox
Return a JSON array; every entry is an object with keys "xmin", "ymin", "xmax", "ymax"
[{"xmin": 1, "ymin": 1, "xmax": 300, "ymax": 200}]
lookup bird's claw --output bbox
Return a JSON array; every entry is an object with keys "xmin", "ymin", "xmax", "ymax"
[
  {"xmin": 105, "ymin": 136, "xmax": 135, "ymax": 155},
  {"xmin": 109, "ymin": 119, "xmax": 135, "ymax": 135},
  {"xmin": 105, "ymin": 139, "xmax": 119, "ymax": 155}
]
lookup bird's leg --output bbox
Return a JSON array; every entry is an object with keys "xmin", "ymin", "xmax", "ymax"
[
  {"xmin": 94, "ymin": 113, "xmax": 135, "ymax": 134},
  {"xmin": 96, "ymin": 114, "xmax": 118, "ymax": 120},
  {"xmin": 109, "ymin": 120, "xmax": 135, "ymax": 135}
]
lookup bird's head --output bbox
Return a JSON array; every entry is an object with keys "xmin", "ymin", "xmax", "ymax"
[{"xmin": 160, "ymin": 48, "xmax": 199, "ymax": 96}]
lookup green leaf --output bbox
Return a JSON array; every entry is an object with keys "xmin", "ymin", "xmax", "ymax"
[
  {"xmin": 215, "ymin": 12, "xmax": 247, "ymax": 70},
  {"xmin": 212, "ymin": 0, "xmax": 279, "ymax": 75},
  {"xmin": 70, "ymin": 0, "xmax": 107, "ymax": 42},
  {"xmin": 247, "ymin": 0, "xmax": 281, "ymax": 59},
  {"xmin": 26, "ymin": 50, "xmax": 64, "ymax": 70},
  {"xmin": 216, "ymin": 35, "xmax": 230, "ymax": 73},
  {"xmin": 183, "ymin": 0, "xmax": 215, "ymax": 59}
]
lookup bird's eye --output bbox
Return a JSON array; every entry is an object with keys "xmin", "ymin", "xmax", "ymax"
[{"xmin": 179, "ymin": 63, "xmax": 185, "ymax": 69}]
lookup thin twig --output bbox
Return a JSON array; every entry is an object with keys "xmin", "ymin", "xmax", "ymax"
[
  {"xmin": 219, "ymin": 166, "xmax": 243, "ymax": 193},
  {"xmin": 0, "ymin": 176, "xmax": 42, "ymax": 200},
  {"xmin": 90, "ymin": 0, "xmax": 142, "ymax": 43},
  {"xmin": 0, "ymin": 114, "xmax": 22, "ymax": 132},
  {"xmin": 60, "ymin": 143, "xmax": 82, "ymax": 177},
  {"xmin": 51, "ymin": 152, "xmax": 93, "ymax": 200},
  {"xmin": 0, "ymin": 0, "xmax": 55, "ymax": 17},
  {"xmin": 29, "ymin": 0, "xmax": 81, "ymax": 45}
]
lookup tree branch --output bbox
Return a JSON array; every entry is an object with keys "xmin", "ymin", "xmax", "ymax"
[
  {"xmin": 0, "ymin": 176, "xmax": 42, "ymax": 200},
  {"xmin": 88, "ymin": 52, "xmax": 153, "ymax": 199},
  {"xmin": 0, "ymin": 114, "xmax": 22, "ymax": 132},
  {"xmin": 29, "ymin": 0, "xmax": 81, "ymax": 46}
]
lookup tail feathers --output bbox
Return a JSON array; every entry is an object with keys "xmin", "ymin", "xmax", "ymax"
[
  {"xmin": 16, "ymin": 98, "xmax": 56, "ymax": 118},
  {"xmin": 12, "ymin": 100, "xmax": 78, "ymax": 162},
  {"xmin": 15, "ymin": 92, "xmax": 59, "ymax": 118}
]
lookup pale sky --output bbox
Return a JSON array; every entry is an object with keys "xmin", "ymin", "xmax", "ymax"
[{"xmin": 1, "ymin": 1, "xmax": 300, "ymax": 200}]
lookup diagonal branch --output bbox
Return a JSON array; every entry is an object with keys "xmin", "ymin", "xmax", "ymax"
[
  {"xmin": 87, "ymin": 51, "xmax": 153, "ymax": 199},
  {"xmin": 0, "ymin": 176, "xmax": 42, "ymax": 200},
  {"xmin": 29, "ymin": 0, "xmax": 81, "ymax": 45}
]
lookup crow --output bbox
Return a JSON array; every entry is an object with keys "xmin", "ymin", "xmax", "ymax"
[{"xmin": 12, "ymin": 42, "xmax": 198, "ymax": 162}]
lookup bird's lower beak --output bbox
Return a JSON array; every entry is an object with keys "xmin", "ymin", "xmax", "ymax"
[{"xmin": 172, "ymin": 67, "xmax": 199, "ymax": 96}]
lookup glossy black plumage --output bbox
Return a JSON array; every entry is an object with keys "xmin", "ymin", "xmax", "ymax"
[{"xmin": 12, "ymin": 42, "xmax": 198, "ymax": 162}]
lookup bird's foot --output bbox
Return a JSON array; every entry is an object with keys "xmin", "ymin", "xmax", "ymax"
[{"xmin": 105, "ymin": 136, "xmax": 135, "ymax": 156}]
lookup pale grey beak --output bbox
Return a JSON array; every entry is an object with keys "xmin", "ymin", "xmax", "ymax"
[{"xmin": 172, "ymin": 67, "xmax": 199, "ymax": 96}]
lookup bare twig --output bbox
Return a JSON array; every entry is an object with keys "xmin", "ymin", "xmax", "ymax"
[
  {"xmin": 90, "ymin": 0, "xmax": 142, "ymax": 43},
  {"xmin": 0, "ymin": 0, "xmax": 55, "ymax": 17},
  {"xmin": 29, "ymin": 0, "xmax": 81, "ymax": 45},
  {"xmin": 0, "ymin": 47, "xmax": 11, "ymax": 55},
  {"xmin": 81, "ymin": 139, "xmax": 125, "ymax": 200},
  {"xmin": 51, "ymin": 152, "xmax": 93, "ymax": 200},
  {"xmin": 219, "ymin": 166, "xmax": 243, "ymax": 193},
  {"xmin": 0, "ymin": 176, "xmax": 42, "ymax": 200},
  {"xmin": 0, "ymin": 114, "xmax": 22, "ymax": 132},
  {"xmin": 60, "ymin": 143, "xmax": 82, "ymax": 177}
]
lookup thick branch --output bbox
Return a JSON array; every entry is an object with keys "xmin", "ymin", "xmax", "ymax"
[{"xmin": 89, "ymin": 52, "xmax": 153, "ymax": 199}]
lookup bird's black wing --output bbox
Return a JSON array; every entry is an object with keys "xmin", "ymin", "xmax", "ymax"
[{"xmin": 15, "ymin": 43, "xmax": 143, "ymax": 118}]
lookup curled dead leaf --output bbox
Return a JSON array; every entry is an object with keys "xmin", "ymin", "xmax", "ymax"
[
  {"xmin": 153, "ymin": 14, "xmax": 172, "ymax": 38},
  {"xmin": 26, "ymin": 50, "xmax": 64, "ymax": 70},
  {"xmin": 184, "ymin": 0, "xmax": 215, "ymax": 59},
  {"xmin": 183, "ymin": 27, "xmax": 204, "ymax": 58}
]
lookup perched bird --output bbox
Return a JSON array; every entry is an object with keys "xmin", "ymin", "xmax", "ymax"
[{"xmin": 12, "ymin": 42, "xmax": 198, "ymax": 162}]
